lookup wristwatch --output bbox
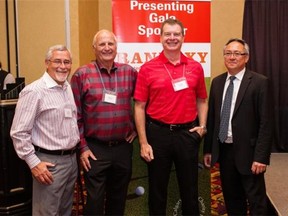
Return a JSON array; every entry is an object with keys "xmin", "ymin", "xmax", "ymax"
[{"xmin": 200, "ymin": 125, "xmax": 207, "ymax": 133}]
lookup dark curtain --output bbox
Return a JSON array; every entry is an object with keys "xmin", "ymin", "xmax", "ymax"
[{"xmin": 242, "ymin": 0, "xmax": 288, "ymax": 152}]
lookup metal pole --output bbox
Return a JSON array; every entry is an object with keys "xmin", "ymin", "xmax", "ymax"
[
  {"xmin": 64, "ymin": 0, "xmax": 71, "ymax": 49},
  {"xmin": 5, "ymin": 0, "xmax": 11, "ymax": 73},
  {"xmin": 13, "ymin": 0, "xmax": 19, "ymax": 78}
]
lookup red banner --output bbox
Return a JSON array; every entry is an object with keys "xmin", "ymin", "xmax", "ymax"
[{"xmin": 112, "ymin": 0, "xmax": 211, "ymax": 76}]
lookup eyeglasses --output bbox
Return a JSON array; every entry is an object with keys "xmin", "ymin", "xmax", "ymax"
[
  {"xmin": 49, "ymin": 59, "xmax": 72, "ymax": 66},
  {"xmin": 224, "ymin": 52, "xmax": 247, "ymax": 58}
]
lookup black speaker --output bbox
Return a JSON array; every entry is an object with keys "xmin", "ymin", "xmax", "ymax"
[{"xmin": 0, "ymin": 100, "xmax": 32, "ymax": 215}]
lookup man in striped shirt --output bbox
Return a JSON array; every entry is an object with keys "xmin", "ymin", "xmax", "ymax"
[
  {"xmin": 71, "ymin": 29, "xmax": 137, "ymax": 215},
  {"xmin": 10, "ymin": 45, "xmax": 80, "ymax": 215}
]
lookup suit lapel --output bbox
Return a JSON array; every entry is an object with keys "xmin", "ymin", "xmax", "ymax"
[
  {"xmin": 217, "ymin": 74, "xmax": 227, "ymax": 110},
  {"xmin": 233, "ymin": 70, "xmax": 252, "ymax": 115}
]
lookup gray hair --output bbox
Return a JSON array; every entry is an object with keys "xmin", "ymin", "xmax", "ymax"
[
  {"xmin": 45, "ymin": 45, "xmax": 72, "ymax": 61},
  {"xmin": 223, "ymin": 38, "xmax": 250, "ymax": 55}
]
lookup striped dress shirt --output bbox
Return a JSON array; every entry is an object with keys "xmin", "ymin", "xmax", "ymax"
[{"xmin": 10, "ymin": 72, "xmax": 80, "ymax": 169}]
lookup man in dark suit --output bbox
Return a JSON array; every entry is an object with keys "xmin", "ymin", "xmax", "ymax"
[{"xmin": 204, "ymin": 38, "xmax": 274, "ymax": 215}]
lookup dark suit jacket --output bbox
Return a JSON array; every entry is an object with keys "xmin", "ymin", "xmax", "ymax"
[{"xmin": 204, "ymin": 69, "xmax": 274, "ymax": 175}]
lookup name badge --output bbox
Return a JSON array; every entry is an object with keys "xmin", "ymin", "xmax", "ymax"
[
  {"xmin": 102, "ymin": 89, "xmax": 117, "ymax": 104},
  {"xmin": 172, "ymin": 77, "xmax": 188, "ymax": 91},
  {"xmin": 64, "ymin": 108, "xmax": 72, "ymax": 118}
]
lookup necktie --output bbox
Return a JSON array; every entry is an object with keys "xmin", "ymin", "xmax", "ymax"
[{"xmin": 218, "ymin": 76, "xmax": 236, "ymax": 143}]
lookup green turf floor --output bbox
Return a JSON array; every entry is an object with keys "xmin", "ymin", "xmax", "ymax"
[{"xmin": 125, "ymin": 139, "xmax": 211, "ymax": 216}]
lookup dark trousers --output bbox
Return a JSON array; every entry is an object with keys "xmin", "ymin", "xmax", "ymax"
[
  {"xmin": 219, "ymin": 143, "xmax": 270, "ymax": 216},
  {"xmin": 83, "ymin": 139, "xmax": 133, "ymax": 216},
  {"xmin": 146, "ymin": 122, "xmax": 201, "ymax": 216}
]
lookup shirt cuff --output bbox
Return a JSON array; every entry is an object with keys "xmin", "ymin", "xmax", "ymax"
[{"xmin": 25, "ymin": 154, "xmax": 41, "ymax": 169}]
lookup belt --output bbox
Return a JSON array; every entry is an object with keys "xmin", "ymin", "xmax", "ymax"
[
  {"xmin": 34, "ymin": 146, "xmax": 77, "ymax": 155},
  {"xmin": 86, "ymin": 137, "xmax": 126, "ymax": 147},
  {"xmin": 147, "ymin": 116, "xmax": 197, "ymax": 131}
]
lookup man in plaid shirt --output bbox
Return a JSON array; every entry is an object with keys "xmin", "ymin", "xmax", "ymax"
[{"xmin": 71, "ymin": 29, "xmax": 137, "ymax": 215}]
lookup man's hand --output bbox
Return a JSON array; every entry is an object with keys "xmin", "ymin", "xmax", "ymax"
[
  {"xmin": 251, "ymin": 161, "xmax": 267, "ymax": 174},
  {"xmin": 189, "ymin": 125, "xmax": 207, "ymax": 137},
  {"xmin": 126, "ymin": 130, "xmax": 137, "ymax": 143},
  {"xmin": 80, "ymin": 150, "xmax": 97, "ymax": 172},
  {"xmin": 203, "ymin": 153, "xmax": 211, "ymax": 169},
  {"xmin": 31, "ymin": 161, "xmax": 55, "ymax": 185},
  {"xmin": 140, "ymin": 143, "xmax": 154, "ymax": 162}
]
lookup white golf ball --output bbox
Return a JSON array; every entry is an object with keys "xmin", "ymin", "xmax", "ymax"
[{"xmin": 135, "ymin": 186, "xmax": 145, "ymax": 196}]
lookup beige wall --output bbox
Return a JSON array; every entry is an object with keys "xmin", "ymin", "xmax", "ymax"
[
  {"xmin": 0, "ymin": 0, "xmax": 16, "ymax": 74},
  {"xmin": 211, "ymin": 0, "xmax": 244, "ymax": 78},
  {"xmin": 16, "ymin": 0, "xmax": 67, "ymax": 84},
  {"xmin": 98, "ymin": 0, "xmax": 112, "ymax": 30},
  {"xmin": 78, "ymin": 0, "xmax": 99, "ymax": 66},
  {"xmin": 0, "ymin": 0, "xmax": 244, "ymax": 85}
]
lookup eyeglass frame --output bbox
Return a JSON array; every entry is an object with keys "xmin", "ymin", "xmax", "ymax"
[
  {"xmin": 223, "ymin": 52, "xmax": 248, "ymax": 58},
  {"xmin": 48, "ymin": 59, "xmax": 72, "ymax": 66}
]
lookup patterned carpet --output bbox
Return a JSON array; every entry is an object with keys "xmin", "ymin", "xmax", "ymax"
[
  {"xmin": 72, "ymin": 171, "xmax": 85, "ymax": 216},
  {"xmin": 72, "ymin": 164, "xmax": 227, "ymax": 216},
  {"xmin": 211, "ymin": 163, "xmax": 227, "ymax": 216}
]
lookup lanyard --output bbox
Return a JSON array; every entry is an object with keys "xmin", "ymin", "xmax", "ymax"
[
  {"xmin": 95, "ymin": 63, "xmax": 118, "ymax": 93},
  {"xmin": 163, "ymin": 63, "xmax": 188, "ymax": 92},
  {"xmin": 163, "ymin": 63, "xmax": 186, "ymax": 81}
]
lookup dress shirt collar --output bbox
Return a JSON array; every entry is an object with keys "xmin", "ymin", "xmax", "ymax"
[
  {"xmin": 43, "ymin": 71, "xmax": 69, "ymax": 89},
  {"xmin": 95, "ymin": 60, "xmax": 117, "ymax": 73},
  {"xmin": 227, "ymin": 68, "xmax": 246, "ymax": 82}
]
